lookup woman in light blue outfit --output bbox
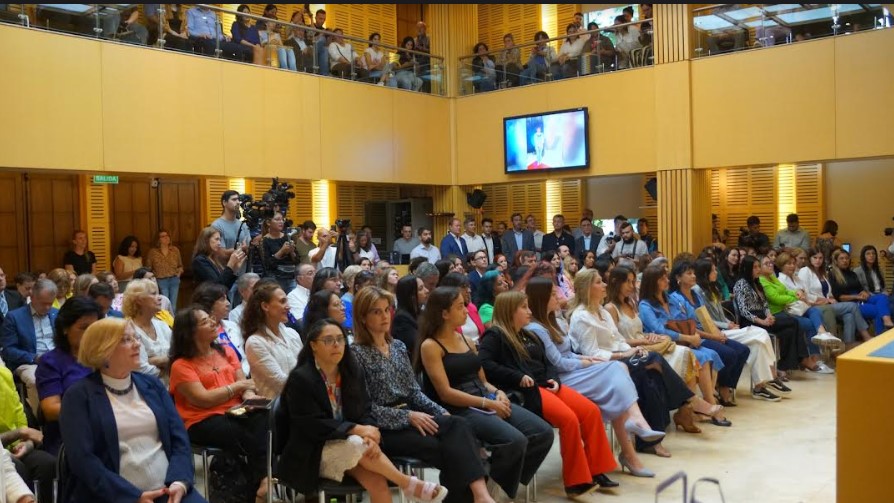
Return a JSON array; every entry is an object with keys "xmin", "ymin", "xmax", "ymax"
[{"xmin": 525, "ymin": 271, "xmax": 664, "ymax": 477}]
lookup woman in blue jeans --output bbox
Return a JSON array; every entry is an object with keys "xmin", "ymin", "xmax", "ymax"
[
  {"xmin": 145, "ymin": 229, "xmax": 183, "ymax": 309},
  {"xmin": 666, "ymin": 261, "xmax": 750, "ymax": 408},
  {"xmin": 417, "ymin": 287, "xmax": 554, "ymax": 501}
]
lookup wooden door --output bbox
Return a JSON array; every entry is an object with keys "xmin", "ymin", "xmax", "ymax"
[
  {"xmin": 0, "ymin": 174, "xmax": 27, "ymax": 277},
  {"xmin": 109, "ymin": 177, "xmax": 157, "ymax": 261},
  {"xmin": 158, "ymin": 178, "xmax": 200, "ymax": 308},
  {"xmin": 26, "ymin": 174, "xmax": 81, "ymax": 274}
]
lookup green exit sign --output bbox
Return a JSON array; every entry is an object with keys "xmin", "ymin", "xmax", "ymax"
[{"xmin": 92, "ymin": 175, "xmax": 119, "ymax": 184}]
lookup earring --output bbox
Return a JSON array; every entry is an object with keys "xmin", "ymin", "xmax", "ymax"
[{"xmin": 103, "ymin": 360, "xmax": 110, "ymax": 369}]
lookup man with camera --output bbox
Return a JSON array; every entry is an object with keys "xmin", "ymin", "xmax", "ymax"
[
  {"xmin": 738, "ymin": 215, "xmax": 770, "ymax": 254},
  {"xmin": 597, "ymin": 214, "xmax": 629, "ymax": 256},
  {"xmin": 213, "ymin": 191, "xmax": 251, "ymax": 279},
  {"xmin": 611, "ymin": 221, "xmax": 649, "ymax": 260}
]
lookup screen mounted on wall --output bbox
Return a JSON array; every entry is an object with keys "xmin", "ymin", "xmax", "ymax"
[{"xmin": 503, "ymin": 107, "xmax": 589, "ymax": 173}]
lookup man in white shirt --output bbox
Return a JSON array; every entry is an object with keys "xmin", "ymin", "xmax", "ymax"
[
  {"xmin": 573, "ymin": 209, "xmax": 595, "ymax": 240},
  {"xmin": 228, "ymin": 273, "xmax": 259, "ymax": 328},
  {"xmin": 463, "ymin": 218, "xmax": 486, "ymax": 255},
  {"xmin": 410, "ymin": 227, "xmax": 441, "ymax": 264},
  {"xmin": 598, "ymin": 215, "xmax": 629, "ymax": 256},
  {"xmin": 526, "ymin": 214, "xmax": 545, "ymax": 253},
  {"xmin": 392, "ymin": 224, "xmax": 420, "ymax": 262},
  {"xmin": 612, "ymin": 221, "xmax": 650, "ymax": 260},
  {"xmin": 481, "ymin": 218, "xmax": 502, "ymax": 264},
  {"xmin": 288, "ymin": 264, "xmax": 315, "ymax": 321},
  {"xmin": 309, "ymin": 228, "xmax": 337, "ymax": 269}
]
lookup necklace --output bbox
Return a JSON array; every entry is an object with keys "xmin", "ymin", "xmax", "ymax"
[
  {"xmin": 200, "ymin": 351, "xmax": 221, "ymax": 373},
  {"xmin": 104, "ymin": 379, "xmax": 134, "ymax": 396}
]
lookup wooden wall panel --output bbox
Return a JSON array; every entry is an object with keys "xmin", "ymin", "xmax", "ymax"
[
  {"xmin": 657, "ymin": 169, "xmax": 711, "ymax": 261},
  {"xmin": 27, "ymin": 174, "xmax": 81, "ymax": 274},
  {"xmin": 158, "ymin": 178, "xmax": 200, "ymax": 274},
  {"xmin": 85, "ymin": 181, "xmax": 112, "ymax": 273},
  {"xmin": 480, "ymin": 182, "xmax": 546, "ymax": 235},
  {"xmin": 109, "ymin": 178, "xmax": 156, "ymax": 260},
  {"xmin": 654, "ymin": 4, "xmax": 690, "ymax": 64},
  {"xmin": 476, "ymin": 4, "xmax": 540, "ymax": 54},
  {"xmin": 328, "ymin": 4, "xmax": 398, "ymax": 47},
  {"xmin": 0, "ymin": 175, "xmax": 27, "ymax": 277}
]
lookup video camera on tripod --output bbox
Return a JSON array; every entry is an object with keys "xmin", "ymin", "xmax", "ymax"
[{"xmin": 237, "ymin": 178, "xmax": 297, "ymax": 237}]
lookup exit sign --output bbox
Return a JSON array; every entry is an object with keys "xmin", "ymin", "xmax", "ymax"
[{"xmin": 92, "ymin": 175, "xmax": 119, "ymax": 184}]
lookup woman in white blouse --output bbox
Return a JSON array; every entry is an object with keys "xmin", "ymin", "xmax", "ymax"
[
  {"xmin": 797, "ymin": 248, "xmax": 871, "ymax": 346},
  {"xmin": 60, "ymin": 317, "xmax": 203, "ymax": 502},
  {"xmin": 363, "ymin": 32, "xmax": 396, "ymax": 86},
  {"xmin": 2, "ymin": 448, "xmax": 34, "ymax": 503},
  {"xmin": 243, "ymin": 281, "xmax": 304, "ymax": 398},
  {"xmin": 122, "ymin": 279, "xmax": 172, "ymax": 379}
]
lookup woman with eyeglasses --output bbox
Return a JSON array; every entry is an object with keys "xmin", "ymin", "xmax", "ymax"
[
  {"xmin": 169, "ymin": 306, "xmax": 269, "ymax": 502},
  {"xmin": 353, "ymin": 287, "xmax": 493, "ymax": 503},
  {"xmin": 279, "ymin": 319, "xmax": 449, "ymax": 503},
  {"xmin": 60, "ymin": 317, "xmax": 204, "ymax": 503},
  {"xmin": 479, "ymin": 287, "xmax": 617, "ymax": 497},
  {"xmin": 798, "ymin": 248, "xmax": 871, "ymax": 346},
  {"xmin": 192, "ymin": 282, "xmax": 249, "ymax": 377}
]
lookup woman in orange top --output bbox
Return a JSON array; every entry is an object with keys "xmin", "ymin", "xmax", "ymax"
[{"xmin": 169, "ymin": 306, "xmax": 270, "ymax": 501}]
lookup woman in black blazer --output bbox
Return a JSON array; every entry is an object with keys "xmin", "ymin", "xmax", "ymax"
[
  {"xmin": 191, "ymin": 226, "xmax": 246, "ymax": 289},
  {"xmin": 278, "ymin": 319, "xmax": 448, "ymax": 503},
  {"xmin": 392, "ymin": 275, "xmax": 427, "ymax": 360}
]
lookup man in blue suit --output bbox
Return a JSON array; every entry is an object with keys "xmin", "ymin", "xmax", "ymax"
[
  {"xmin": 439, "ymin": 217, "xmax": 469, "ymax": 259},
  {"xmin": 501, "ymin": 212, "xmax": 536, "ymax": 263},
  {"xmin": 0, "ymin": 279, "xmax": 59, "ymax": 413}
]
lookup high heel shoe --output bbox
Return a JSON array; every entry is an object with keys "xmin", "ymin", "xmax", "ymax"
[
  {"xmin": 617, "ymin": 453, "xmax": 655, "ymax": 478},
  {"xmin": 691, "ymin": 399, "xmax": 723, "ymax": 417},
  {"xmin": 673, "ymin": 405, "xmax": 702, "ymax": 434},
  {"xmin": 624, "ymin": 419, "xmax": 666, "ymax": 442}
]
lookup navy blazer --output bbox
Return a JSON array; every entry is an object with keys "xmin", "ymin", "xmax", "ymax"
[
  {"xmin": 59, "ymin": 372, "xmax": 200, "ymax": 503},
  {"xmin": 575, "ymin": 233, "xmax": 601, "ymax": 262},
  {"xmin": 439, "ymin": 233, "xmax": 468, "ymax": 259},
  {"xmin": 501, "ymin": 229, "xmax": 535, "ymax": 262},
  {"xmin": 0, "ymin": 305, "xmax": 59, "ymax": 370},
  {"xmin": 191, "ymin": 254, "xmax": 237, "ymax": 289}
]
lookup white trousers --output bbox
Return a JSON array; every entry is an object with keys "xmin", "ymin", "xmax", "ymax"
[{"xmin": 723, "ymin": 326, "xmax": 776, "ymax": 386}]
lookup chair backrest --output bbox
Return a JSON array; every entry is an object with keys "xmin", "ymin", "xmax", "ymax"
[
  {"xmin": 270, "ymin": 395, "xmax": 289, "ymax": 455},
  {"xmin": 57, "ymin": 443, "xmax": 70, "ymax": 501}
]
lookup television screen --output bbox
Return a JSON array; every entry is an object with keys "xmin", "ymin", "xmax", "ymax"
[{"xmin": 503, "ymin": 107, "xmax": 589, "ymax": 173}]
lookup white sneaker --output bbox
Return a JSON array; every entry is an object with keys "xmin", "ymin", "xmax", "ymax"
[
  {"xmin": 811, "ymin": 332, "xmax": 841, "ymax": 345},
  {"xmin": 376, "ymin": 81, "xmax": 385, "ymax": 86},
  {"xmin": 807, "ymin": 361, "xmax": 835, "ymax": 374}
]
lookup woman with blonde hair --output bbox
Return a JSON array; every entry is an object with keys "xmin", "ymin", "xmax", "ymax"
[
  {"xmin": 376, "ymin": 266, "xmax": 400, "ymax": 295},
  {"xmin": 122, "ymin": 279, "xmax": 172, "ymax": 379},
  {"xmin": 73, "ymin": 273, "xmax": 98, "ymax": 297},
  {"xmin": 47, "ymin": 268, "xmax": 73, "ymax": 309},
  {"xmin": 60, "ymin": 317, "xmax": 203, "ymax": 503},
  {"xmin": 480, "ymin": 288, "xmax": 617, "ymax": 497},
  {"xmin": 242, "ymin": 281, "xmax": 303, "ymax": 398}
]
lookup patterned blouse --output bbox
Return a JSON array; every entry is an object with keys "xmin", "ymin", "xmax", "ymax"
[
  {"xmin": 732, "ymin": 278, "xmax": 771, "ymax": 323},
  {"xmin": 352, "ymin": 339, "xmax": 446, "ymax": 430}
]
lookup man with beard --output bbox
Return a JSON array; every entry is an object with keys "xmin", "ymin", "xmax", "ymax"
[
  {"xmin": 410, "ymin": 226, "xmax": 441, "ymax": 264},
  {"xmin": 611, "ymin": 221, "xmax": 649, "ymax": 260},
  {"xmin": 292, "ymin": 220, "xmax": 317, "ymax": 265}
]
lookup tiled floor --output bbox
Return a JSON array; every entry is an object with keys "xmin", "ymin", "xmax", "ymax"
[{"xmin": 199, "ymin": 371, "xmax": 836, "ymax": 503}]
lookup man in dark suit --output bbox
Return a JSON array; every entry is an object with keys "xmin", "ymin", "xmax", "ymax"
[
  {"xmin": 0, "ymin": 267, "xmax": 25, "ymax": 317},
  {"xmin": 0, "ymin": 279, "xmax": 59, "ymax": 412},
  {"xmin": 501, "ymin": 212, "xmax": 535, "ymax": 263},
  {"xmin": 439, "ymin": 217, "xmax": 469, "ymax": 259},
  {"xmin": 541, "ymin": 214, "xmax": 576, "ymax": 256},
  {"xmin": 480, "ymin": 218, "xmax": 503, "ymax": 263},
  {"xmin": 575, "ymin": 217, "xmax": 601, "ymax": 263}
]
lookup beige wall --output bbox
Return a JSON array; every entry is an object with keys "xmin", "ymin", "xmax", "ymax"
[
  {"xmin": 824, "ymin": 158, "xmax": 894, "ymax": 255},
  {"xmin": 586, "ymin": 175, "xmax": 644, "ymax": 224}
]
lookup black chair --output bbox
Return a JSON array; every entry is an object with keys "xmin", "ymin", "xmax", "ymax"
[
  {"xmin": 191, "ymin": 444, "xmax": 225, "ymax": 499},
  {"xmin": 268, "ymin": 395, "xmax": 365, "ymax": 503},
  {"xmin": 56, "ymin": 444, "xmax": 70, "ymax": 503}
]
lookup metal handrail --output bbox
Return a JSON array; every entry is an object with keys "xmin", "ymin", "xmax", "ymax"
[
  {"xmin": 193, "ymin": 4, "xmax": 438, "ymax": 60},
  {"xmin": 458, "ymin": 19, "xmax": 652, "ymax": 62}
]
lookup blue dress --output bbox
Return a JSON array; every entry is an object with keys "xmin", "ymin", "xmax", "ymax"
[
  {"xmin": 639, "ymin": 297, "xmax": 725, "ymax": 371},
  {"xmin": 525, "ymin": 321, "xmax": 637, "ymax": 421}
]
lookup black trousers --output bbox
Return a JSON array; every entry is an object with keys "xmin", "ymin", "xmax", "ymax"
[
  {"xmin": 381, "ymin": 415, "xmax": 486, "ymax": 503},
  {"xmin": 745, "ymin": 316, "xmax": 807, "ymax": 371},
  {"xmin": 624, "ymin": 352, "xmax": 694, "ymax": 450},
  {"xmin": 188, "ymin": 412, "xmax": 268, "ymax": 485},
  {"xmin": 13, "ymin": 447, "xmax": 56, "ymax": 503}
]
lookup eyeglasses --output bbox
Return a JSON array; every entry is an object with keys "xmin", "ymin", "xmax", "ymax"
[
  {"xmin": 120, "ymin": 335, "xmax": 139, "ymax": 345},
  {"xmin": 316, "ymin": 336, "xmax": 347, "ymax": 347}
]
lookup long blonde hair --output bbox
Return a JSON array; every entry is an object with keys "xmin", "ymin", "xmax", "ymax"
[
  {"xmin": 830, "ymin": 249, "xmax": 850, "ymax": 285},
  {"xmin": 569, "ymin": 268, "xmax": 599, "ymax": 313},
  {"xmin": 490, "ymin": 291, "xmax": 530, "ymax": 360}
]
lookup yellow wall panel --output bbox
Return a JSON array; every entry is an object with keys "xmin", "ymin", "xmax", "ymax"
[
  {"xmin": 834, "ymin": 29, "xmax": 894, "ymax": 159},
  {"xmin": 102, "ymin": 44, "xmax": 224, "ymax": 175},
  {"xmin": 692, "ymin": 39, "xmax": 836, "ymax": 168},
  {"xmin": 455, "ymin": 69, "xmax": 658, "ymax": 185},
  {"xmin": 222, "ymin": 63, "xmax": 267, "ymax": 177},
  {"xmin": 0, "ymin": 27, "xmax": 103, "ymax": 171},
  {"xmin": 655, "ymin": 61, "xmax": 692, "ymax": 170},
  {"xmin": 393, "ymin": 93, "xmax": 452, "ymax": 184},
  {"xmin": 319, "ymin": 80, "xmax": 395, "ymax": 182}
]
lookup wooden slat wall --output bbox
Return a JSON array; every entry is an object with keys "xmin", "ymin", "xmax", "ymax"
[
  {"xmin": 545, "ymin": 178, "xmax": 583, "ymax": 228},
  {"xmin": 654, "ymin": 3, "xmax": 690, "ymax": 64},
  {"xmin": 430, "ymin": 4, "xmax": 477, "ymax": 97},
  {"xmin": 479, "ymin": 181, "xmax": 546, "ymax": 234},
  {"xmin": 477, "ymin": 4, "xmax": 540, "ymax": 53},
  {"xmin": 86, "ymin": 181, "xmax": 112, "ymax": 272},
  {"xmin": 0, "ymin": 174, "xmax": 27, "ymax": 277},
  {"xmin": 658, "ymin": 169, "xmax": 712, "ymax": 261},
  {"xmin": 334, "ymin": 183, "xmax": 400, "ymax": 233},
  {"xmin": 327, "ymin": 4, "xmax": 398, "ymax": 48},
  {"xmin": 710, "ymin": 164, "xmax": 824, "ymax": 247}
]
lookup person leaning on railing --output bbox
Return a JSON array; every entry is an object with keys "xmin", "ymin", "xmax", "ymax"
[
  {"xmin": 584, "ymin": 21, "xmax": 617, "ymax": 74},
  {"xmin": 520, "ymin": 31, "xmax": 558, "ymax": 85},
  {"xmin": 285, "ymin": 10, "xmax": 315, "ymax": 72},
  {"xmin": 187, "ymin": 4, "xmax": 253, "ymax": 62},
  {"xmin": 231, "ymin": 4, "xmax": 264, "ymax": 66},
  {"xmin": 328, "ymin": 28, "xmax": 368, "ymax": 81},
  {"xmin": 395, "ymin": 36, "xmax": 424, "ymax": 91},
  {"xmin": 613, "ymin": 16, "xmax": 643, "ymax": 69},
  {"xmin": 471, "ymin": 42, "xmax": 497, "ymax": 92},
  {"xmin": 557, "ymin": 24, "xmax": 587, "ymax": 79},
  {"xmin": 496, "ymin": 33, "xmax": 522, "ymax": 87},
  {"xmin": 362, "ymin": 32, "xmax": 396, "ymax": 86},
  {"xmin": 258, "ymin": 5, "xmax": 296, "ymax": 71}
]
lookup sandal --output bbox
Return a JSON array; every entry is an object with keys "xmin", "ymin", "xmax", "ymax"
[{"xmin": 403, "ymin": 475, "xmax": 449, "ymax": 503}]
